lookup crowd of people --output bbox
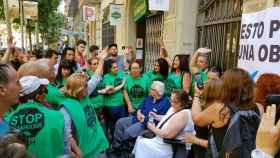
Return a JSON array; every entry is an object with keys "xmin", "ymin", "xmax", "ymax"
[{"xmin": 1, "ymin": 32, "xmax": 280, "ymax": 158}]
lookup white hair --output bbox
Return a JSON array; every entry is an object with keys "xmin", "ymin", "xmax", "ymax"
[{"xmin": 151, "ymin": 81, "xmax": 165, "ymax": 96}]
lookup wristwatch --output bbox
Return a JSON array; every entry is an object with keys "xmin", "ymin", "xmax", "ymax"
[{"xmin": 251, "ymin": 149, "xmax": 273, "ymax": 158}]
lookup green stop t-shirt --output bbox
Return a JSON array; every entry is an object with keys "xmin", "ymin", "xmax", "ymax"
[
  {"xmin": 61, "ymin": 97, "xmax": 109, "ymax": 158},
  {"xmin": 5, "ymin": 102, "xmax": 65, "ymax": 158},
  {"xmin": 125, "ymin": 75, "xmax": 149, "ymax": 109},
  {"xmin": 103, "ymin": 71, "xmax": 125, "ymax": 107}
]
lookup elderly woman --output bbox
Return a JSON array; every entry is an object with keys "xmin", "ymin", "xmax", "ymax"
[
  {"xmin": 112, "ymin": 81, "xmax": 170, "ymax": 152},
  {"xmin": 132, "ymin": 90, "xmax": 194, "ymax": 158}
]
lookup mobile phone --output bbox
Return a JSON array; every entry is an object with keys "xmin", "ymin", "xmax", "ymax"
[
  {"xmin": 266, "ymin": 94, "xmax": 280, "ymax": 105},
  {"xmin": 194, "ymin": 73, "xmax": 204, "ymax": 90}
]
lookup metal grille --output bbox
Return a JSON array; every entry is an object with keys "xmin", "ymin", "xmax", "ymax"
[
  {"xmin": 276, "ymin": 0, "xmax": 280, "ymax": 6},
  {"xmin": 196, "ymin": 0, "xmax": 243, "ymax": 71},
  {"xmin": 102, "ymin": 22, "xmax": 116, "ymax": 48},
  {"xmin": 144, "ymin": 14, "xmax": 164, "ymax": 71}
]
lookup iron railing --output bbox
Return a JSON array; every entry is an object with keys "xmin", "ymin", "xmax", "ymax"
[
  {"xmin": 196, "ymin": 0, "xmax": 243, "ymax": 71},
  {"xmin": 102, "ymin": 22, "xmax": 116, "ymax": 48},
  {"xmin": 144, "ymin": 14, "xmax": 164, "ymax": 71}
]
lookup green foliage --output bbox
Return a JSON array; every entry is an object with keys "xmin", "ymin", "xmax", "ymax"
[
  {"xmin": 37, "ymin": 0, "xmax": 65, "ymax": 45},
  {"xmin": 0, "ymin": 1, "xmax": 3, "ymax": 20},
  {"xmin": 42, "ymin": 12, "xmax": 65, "ymax": 45},
  {"xmin": 0, "ymin": 0, "xmax": 65, "ymax": 45}
]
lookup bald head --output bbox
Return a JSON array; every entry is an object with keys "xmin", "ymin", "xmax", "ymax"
[{"xmin": 17, "ymin": 59, "xmax": 56, "ymax": 82}]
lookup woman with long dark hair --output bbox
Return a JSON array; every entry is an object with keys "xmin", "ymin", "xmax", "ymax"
[
  {"xmin": 192, "ymin": 68, "xmax": 259, "ymax": 158},
  {"xmin": 55, "ymin": 59, "xmax": 75, "ymax": 88},
  {"xmin": 57, "ymin": 47, "xmax": 81, "ymax": 72},
  {"xmin": 144, "ymin": 58, "xmax": 169, "ymax": 90},
  {"xmin": 165, "ymin": 55, "xmax": 191, "ymax": 96}
]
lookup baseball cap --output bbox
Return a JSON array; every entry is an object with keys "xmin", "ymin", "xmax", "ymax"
[{"xmin": 19, "ymin": 76, "xmax": 49, "ymax": 96}]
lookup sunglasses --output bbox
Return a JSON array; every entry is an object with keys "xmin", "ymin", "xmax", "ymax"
[{"xmin": 91, "ymin": 63, "xmax": 98, "ymax": 66}]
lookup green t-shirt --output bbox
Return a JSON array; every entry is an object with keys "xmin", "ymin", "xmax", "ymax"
[
  {"xmin": 125, "ymin": 75, "xmax": 149, "ymax": 109},
  {"xmin": 165, "ymin": 72, "xmax": 183, "ymax": 96},
  {"xmin": 54, "ymin": 79, "xmax": 67, "ymax": 89},
  {"xmin": 86, "ymin": 69, "xmax": 94, "ymax": 77},
  {"xmin": 190, "ymin": 70, "xmax": 208, "ymax": 96},
  {"xmin": 5, "ymin": 102, "xmax": 65, "ymax": 158},
  {"xmin": 144, "ymin": 70, "xmax": 164, "ymax": 82},
  {"xmin": 87, "ymin": 69, "xmax": 105, "ymax": 109},
  {"xmin": 45, "ymin": 84, "xmax": 66, "ymax": 109},
  {"xmin": 103, "ymin": 71, "xmax": 125, "ymax": 107},
  {"xmin": 61, "ymin": 97, "xmax": 109, "ymax": 158},
  {"xmin": 144, "ymin": 70, "xmax": 165, "ymax": 90}
]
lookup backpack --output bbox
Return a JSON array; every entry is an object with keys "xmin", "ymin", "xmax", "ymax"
[{"xmin": 206, "ymin": 103, "xmax": 260, "ymax": 158}]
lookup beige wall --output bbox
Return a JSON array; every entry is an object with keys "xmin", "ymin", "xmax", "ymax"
[
  {"xmin": 114, "ymin": 0, "xmax": 136, "ymax": 55},
  {"xmin": 98, "ymin": 0, "xmax": 199, "ymax": 57},
  {"xmin": 163, "ymin": 0, "xmax": 199, "ymax": 59}
]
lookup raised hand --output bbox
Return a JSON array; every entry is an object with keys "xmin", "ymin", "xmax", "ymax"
[
  {"xmin": 7, "ymin": 32, "xmax": 14, "ymax": 49},
  {"xmin": 256, "ymin": 104, "xmax": 280, "ymax": 156}
]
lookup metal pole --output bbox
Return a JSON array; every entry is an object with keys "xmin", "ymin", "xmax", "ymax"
[
  {"xmin": 99, "ymin": 2, "xmax": 103, "ymax": 47},
  {"xmin": 35, "ymin": 21, "xmax": 39, "ymax": 45},
  {"xmin": 3, "ymin": 0, "xmax": 12, "ymax": 33},
  {"xmin": 19, "ymin": 0, "xmax": 25, "ymax": 51}
]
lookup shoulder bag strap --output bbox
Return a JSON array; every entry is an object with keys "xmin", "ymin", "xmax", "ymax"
[{"xmin": 159, "ymin": 109, "xmax": 183, "ymax": 129}]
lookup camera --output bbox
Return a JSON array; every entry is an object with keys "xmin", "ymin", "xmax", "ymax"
[{"xmin": 266, "ymin": 94, "xmax": 280, "ymax": 105}]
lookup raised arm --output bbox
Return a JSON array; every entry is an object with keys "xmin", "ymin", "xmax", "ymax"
[
  {"xmin": 190, "ymin": 48, "xmax": 212, "ymax": 74},
  {"xmin": 87, "ymin": 48, "xmax": 108, "ymax": 95},
  {"xmin": 191, "ymin": 86, "xmax": 215, "ymax": 127},
  {"xmin": 189, "ymin": 50, "xmax": 199, "ymax": 74},
  {"xmin": 1, "ymin": 32, "xmax": 13, "ymax": 64}
]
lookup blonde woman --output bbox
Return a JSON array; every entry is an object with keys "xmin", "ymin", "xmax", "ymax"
[{"xmin": 59, "ymin": 73, "xmax": 108, "ymax": 158}]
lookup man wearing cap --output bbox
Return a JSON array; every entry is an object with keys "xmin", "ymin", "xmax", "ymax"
[
  {"xmin": 112, "ymin": 81, "xmax": 171, "ymax": 152},
  {"xmin": 4, "ymin": 75, "xmax": 67, "ymax": 158}
]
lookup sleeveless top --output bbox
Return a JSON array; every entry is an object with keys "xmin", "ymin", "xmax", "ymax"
[{"xmin": 157, "ymin": 108, "xmax": 195, "ymax": 140}]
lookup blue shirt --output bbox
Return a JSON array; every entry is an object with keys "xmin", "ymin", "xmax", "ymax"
[
  {"xmin": 132, "ymin": 96, "xmax": 170, "ymax": 125},
  {"xmin": 0, "ymin": 118, "xmax": 10, "ymax": 136}
]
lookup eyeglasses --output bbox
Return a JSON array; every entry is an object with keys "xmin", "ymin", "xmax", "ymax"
[{"xmin": 91, "ymin": 63, "xmax": 98, "ymax": 66}]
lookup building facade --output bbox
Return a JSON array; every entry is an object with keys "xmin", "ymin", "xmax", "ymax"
[{"xmin": 65, "ymin": 0, "xmax": 279, "ymax": 71}]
